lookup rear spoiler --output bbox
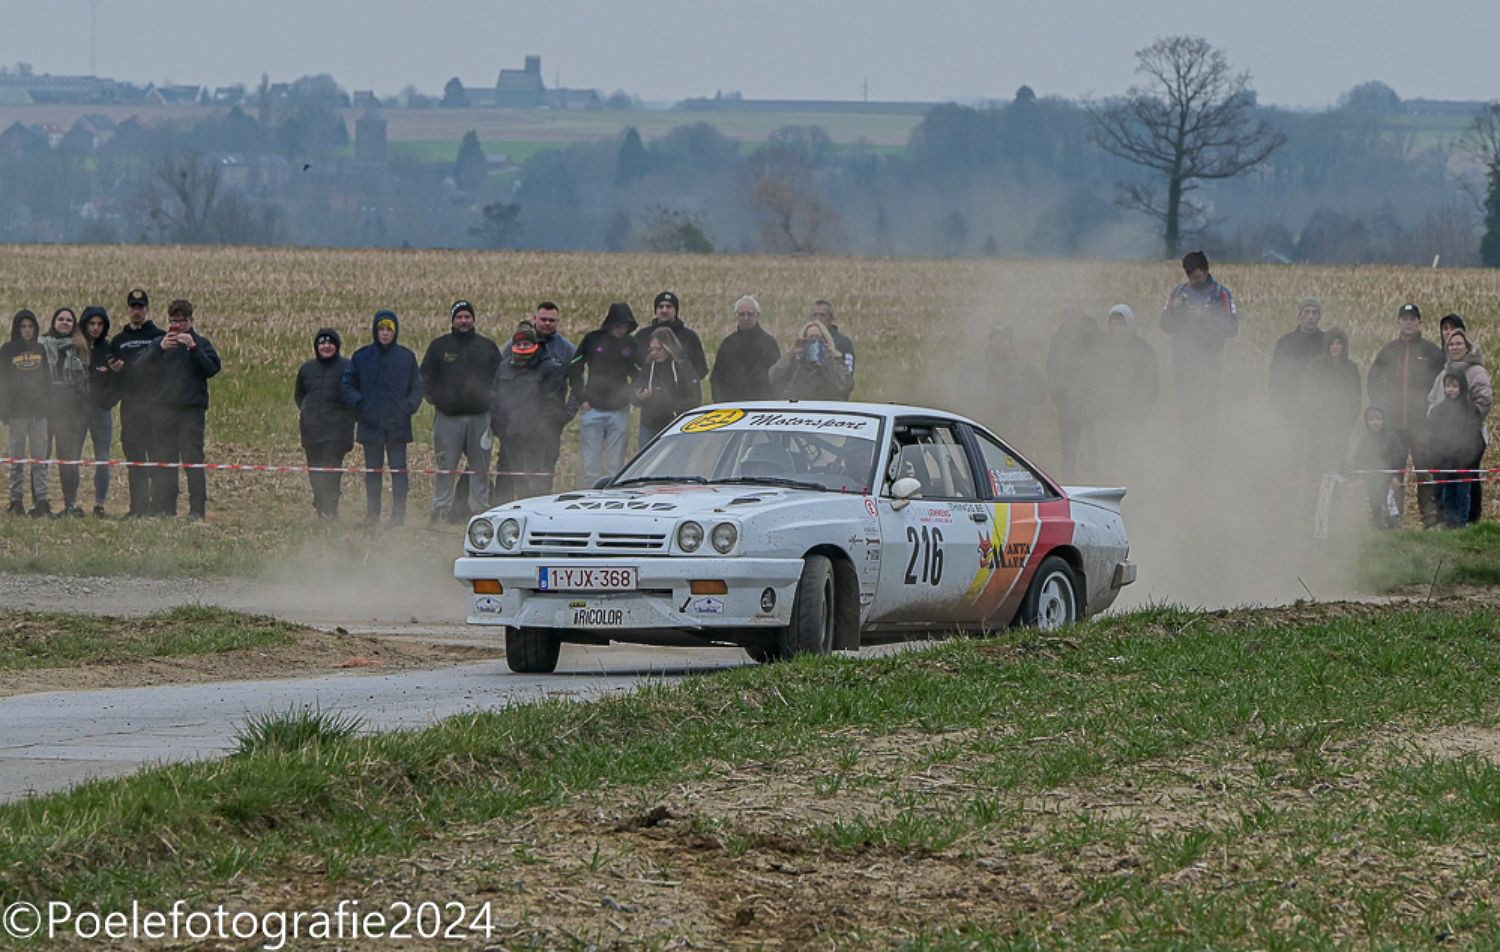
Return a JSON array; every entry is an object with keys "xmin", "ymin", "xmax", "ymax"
[{"xmin": 1060, "ymin": 486, "xmax": 1127, "ymax": 512}]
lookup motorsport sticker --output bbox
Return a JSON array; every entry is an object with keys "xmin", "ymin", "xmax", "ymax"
[
  {"xmin": 681, "ymin": 408, "xmax": 746, "ymax": 433},
  {"xmin": 865, "ymin": 497, "xmax": 879, "ymax": 517}
]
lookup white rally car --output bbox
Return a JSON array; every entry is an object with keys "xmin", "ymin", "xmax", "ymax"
[{"xmin": 455, "ymin": 403, "xmax": 1134, "ymax": 672}]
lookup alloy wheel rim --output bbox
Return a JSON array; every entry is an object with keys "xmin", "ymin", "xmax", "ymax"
[{"xmin": 1036, "ymin": 572, "xmax": 1075, "ymax": 631}]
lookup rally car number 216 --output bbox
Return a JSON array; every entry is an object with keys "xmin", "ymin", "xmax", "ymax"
[{"xmin": 454, "ymin": 401, "xmax": 1135, "ymax": 673}]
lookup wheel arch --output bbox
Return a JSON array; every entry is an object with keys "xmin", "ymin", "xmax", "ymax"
[
  {"xmin": 1043, "ymin": 544, "xmax": 1088, "ymax": 615},
  {"xmin": 804, "ymin": 544, "xmax": 861, "ymax": 651}
]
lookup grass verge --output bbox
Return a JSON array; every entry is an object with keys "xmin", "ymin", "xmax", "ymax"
[
  {"xmin": 1355, "ymin": 521, "xmax": 1500, "ymax": 592},
  {"xmin": 0, "ymin": 605, "xmax": 301, "ymax": 670},
  {"xmin": 3, "ymin": 600, "xmax": 1500, "ymax": 946}
]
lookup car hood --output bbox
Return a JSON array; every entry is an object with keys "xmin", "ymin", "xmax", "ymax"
[{"xmin": 504, "ymin": 484, "xmax": 809, "ymax": 519}]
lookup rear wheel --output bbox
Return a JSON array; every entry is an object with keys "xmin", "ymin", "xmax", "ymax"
[
  {"xmin": 505, "ymin": 626, "xmax": 562, "ymax": 673},
  {"xmin": 1019, "ymin": 557, "xmax": 1080, "ymax": 631},
  {"xmin": 765, "ymin": 555, "xmax": 835, "ymax": 662}
]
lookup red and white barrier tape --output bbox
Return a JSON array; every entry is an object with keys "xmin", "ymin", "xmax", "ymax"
[
  {"xmin": 0, "ymin": 457, "xmax": 551, "ymax": 477},
  {"xmin": 1350, "ymin": 467, "xmax": 1500, "ymax": 488}
]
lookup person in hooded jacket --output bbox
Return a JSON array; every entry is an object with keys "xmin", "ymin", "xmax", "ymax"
[
  {"xmin": 1093, "ymin": 304, "xmax": 1158, "ymax": 473},
  {"xmin": 1427, "ymin": 371, "xmax": 1485, "ymax": 529},
  {"xmin": 1268, "ymin": 298, "xmax": 1327, "ymax": 424},
  {"xmin": 80, "ymin": 306, "xmax": 118, "ymax": 516},
  {"xmin": 491, "ymin": 321, "xmax": 573, "ymax": 503},
  {"xmin": 295, "ymin": 328, "xmax": 356, "ymax": 518},
  {"xmin": 770, "ymin": 321, "xmax": 853, "ymax": 402},
  {"xmin": 1426, "ymin": 329, "xmax": 1491, "ymax": 524},
  {"xmin": 710, "ymin": 294, "xmax": 780, "ymax": 403},
  {"xmin": 1354, "ymin": 406, "xmax": 1405, "ymax": 530},
  {"xmin": 40, "ymin": 307, "xmax": 91, "ymax": 517},
  {"xmin": 420, "ymin": 300, "xmax": 501, "ymax": 524},
  {"xmin": 341, "ymin": 310, "xmax": 423, "ymax": 526},
  {"xmin": 633, "ymin": 326, "xmax": 703, "ymax": 446},
  {"xmin": 138, "ymin": 299, "xmax": 222, "ymax": 519},
  {"xmin": 109, "ymin": 288, "xmax": 165, "ymax": 517},
  {"xmin": 1368, "ymin": 303, "xmax": 1444, "ymax": 527},
  {"xmin": 568, "ymin": 302, "xmax": 640, "ymax": 487},
  {"xmin": 635, "ymin": 291, "xmax": 708, "ymax": 380},
  {"xmin": 1299, "ymin": 328, "xmax": 1363, "ymax": 487},
  {"xmin": 0, "ymin": 309, "xmax": 51, "ymax": 516}
]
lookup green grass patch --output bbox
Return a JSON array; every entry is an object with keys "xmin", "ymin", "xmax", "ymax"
[
  {"xmin": 0, "ymin": 605, "xmax": 301, "ymax": 670},
  {"xmin": 1356, "ymin": 521, "xmax": 1500, "ymax": 591},
  {"xmin": 4, "ymin": 601, "xmax": 1500, "ymax": 949}
]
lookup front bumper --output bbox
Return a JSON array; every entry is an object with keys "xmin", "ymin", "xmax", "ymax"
[{"xmin": 453, "ymin": 556, "xmax": 806, "ymax": 629}]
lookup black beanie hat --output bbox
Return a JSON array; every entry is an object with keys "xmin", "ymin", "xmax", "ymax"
[
  {"xmin": 451, "ymin": 300, "xmax": 475, "ymax": 322},
  {"xmin": 654, "ymin": 291, "xmax": 679, "ymax": 311}
]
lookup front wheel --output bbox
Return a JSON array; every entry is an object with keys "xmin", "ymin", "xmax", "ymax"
[
  {"xmin": 1018, "ymin": 557, "xmax": 1080, "ymax": 631},
  {"xmin": 506, "ymin": 626, "xmax": 561, "ymax": 673},
  {"xmin": 765, "ymin": 555, "xmax": 835, "ymax": 662}
]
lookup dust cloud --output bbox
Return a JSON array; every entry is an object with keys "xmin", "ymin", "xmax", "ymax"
[{"xmin": 918, "ymin": 264, "xmax": 1373, "ymax": 611}]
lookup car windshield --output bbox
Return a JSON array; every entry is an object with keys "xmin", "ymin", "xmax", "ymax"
[{"xmin": 613, "ymin": 409, "xmax": 881, "ymax": 493}]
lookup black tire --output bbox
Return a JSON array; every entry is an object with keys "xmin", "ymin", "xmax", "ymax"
[
  {"xmin": 767, "ymin": 555, "xmax": 835, "ymax": 661},
  {"xmin": 1018, "ymin": 556, "xmax": 1080, "ymax": 631},
  {"xmin": 505, "ymin": 626, "xmax": 562, "ymax": 673}
]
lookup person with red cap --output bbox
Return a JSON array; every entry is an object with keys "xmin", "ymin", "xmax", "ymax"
[{"xmin": 491, "ymin": 320, "xmax": 573, "ymax": 503}]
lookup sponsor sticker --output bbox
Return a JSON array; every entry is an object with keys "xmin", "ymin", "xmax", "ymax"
[
  {"xmin": 760, "ymin": 587, "xmax": 777, "ymax": 612},
  {"xmin": 681, "ymin": 408, "xmax": 746, "ymax": 432},
  {"xmin": 689, "ymin": 596, "xmax": 725, "ymax": 615},
  {"xmin": 474, "ymin": 595, "xmax": 503, "ymax": 614}
]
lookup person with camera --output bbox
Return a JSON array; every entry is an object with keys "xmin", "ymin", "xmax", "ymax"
[
  {"xmin": 109, "ymin": 288, "xmax": 165, "ymax": 517},
  {"xmin": 769, "ymin": 321, "xmax": 853, "ymax": 402},
  {"xmin": 140, "ymin": 299, "xmax": 222, "ymax": 519}
]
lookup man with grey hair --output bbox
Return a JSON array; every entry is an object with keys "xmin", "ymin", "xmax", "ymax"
[{"xmin": 710, "ymin": 294, "xmax": 781, "ymax": 403}]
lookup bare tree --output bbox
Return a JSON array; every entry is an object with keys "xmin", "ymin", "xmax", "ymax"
[
  {"xmin": 1461, "ymin": 102, "xmax": 1500, "ymax": 267},
  {"xmin": 150, "ymin": 153, "xmax": 222, "ymax": 243},
  {"xmin": 1088, "ymin": 36, "xmax": 1285, "ymax": 256}
]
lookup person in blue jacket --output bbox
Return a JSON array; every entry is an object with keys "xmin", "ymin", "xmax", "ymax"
[{"xmin": 341, "ymin": 310, "xmax": 422, "ymax": 527}]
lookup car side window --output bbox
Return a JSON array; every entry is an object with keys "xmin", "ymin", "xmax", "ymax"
[
  {"xmin": 886, "ymin": 420, "xmax": 980, "ymax": 500},
  {"xmin": 973, "ymin": 431, "xmax": 1050, "ymax": 499}
]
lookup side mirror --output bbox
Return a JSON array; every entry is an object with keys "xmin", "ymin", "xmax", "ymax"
[{"xmin": 889, "ymin": 476, "xmax": 922, "ymax": 511}]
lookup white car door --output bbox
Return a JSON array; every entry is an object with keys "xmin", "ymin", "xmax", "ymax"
[{"xmin": 869, "ymin": 419, "xmax": 987, "ymax": 624}]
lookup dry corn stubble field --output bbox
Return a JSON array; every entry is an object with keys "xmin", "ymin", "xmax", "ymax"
[{"xmin": 0, "ymin": 244, "xmax": 1495, "ymax": 580}]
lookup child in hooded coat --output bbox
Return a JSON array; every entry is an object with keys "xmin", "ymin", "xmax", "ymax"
[
  {"xmin": 1354, "ymin": 407, "xmax": 1406, "ymax": 530},
  {"xmin": 1427, "ymin": 371, "xmax": 1485, "ymax": 528}
]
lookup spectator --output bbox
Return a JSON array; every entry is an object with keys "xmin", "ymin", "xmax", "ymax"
[
  {"xmin": 0, "ymin": 309, "xmax": 51, "ymax": 516},
  {"xmin": 1268, "ymin": 298, "xmax": 1326, "ymax": 423},
  {"xmin": 770, "ymin": 321, "xmax": 852, "ymax": 401},
  {"xmin": 636, "ymin": 291, "xmax": 708, "ymax": 379},
  {"xmin": 1426, "ymin": 329, "xmax": 1491, "ymax": 524},
  {"xmin": 1354, "ymin": 407, "xmax": 1405, "ymax": 530},
  {"xmin": 421, "ymin": 300, "xmax": 501, "ymax": 524},
  {"xmin": 1298, "ymin": 328, "xmax": 1363, "ymax": 492},
  {"xmin": 810, "ymin": 299, "xmax": 856, "ymax": 383},
  {"xmin": 568, "ymin": 303, "xmax": 640, "ymax": 487},
  {"xmin": 1159, "ymin": 250, "xmax": 1237, "ymax": 460},
  {"xmin": 1368, "ymin": 303, "xmax": 1445, "ymax": 528},
  {"xmin": 710, "ymin": 294, "xmax": 780, "ymax": 403},
  {"xmin": 140, "ymin": 299, "xmax": 221, "ymax": 519},
  {"xmin": 341, "ymin": 310, "xmax": 423, "ymax": 527},
  {"xmin": 80, "ymin": 306, "xmax": 118, "ymax": 517},
  {"xmin": 979, "ymin": 324, "xmax": 1043, "ymax": 444},
  {"xmin": 1093, "ymin": 304, "xmax": 1159, "ymax": 471},
  {"xmin": 1046, "ymin": 309, "xmax": 1105, "ymax": 474},
  {"xmin": 109, "ymin": 288, "xmax": 164, "ymax": 517},
  {"xmin": 634, "ymin": 327, "xmax": 703, "ymax": 445},
  {"xmin": 492, "ymin": 321, "xmax": 573, "ymax": 502},
  {"xmin": 501, "ymin": 302, "xmax": 574, "ymax": 487},
  {"xmin": 39, "ymin": 307, "xmax": 90, "ymax": 517},
  {"xmin": 528, "ymin": 301, "xmax": 576, "ymax": 367},
  {"xmin": 1439, "ymin": 312, "xmax": 1466, "ymax": 343},
  {"xmin": 1427, "ymin": 371, "xmax": 1484, "ymax": 529},
  {"xmin": 294, "ymin": 328, "xmax": 356, "ymax": 519}
]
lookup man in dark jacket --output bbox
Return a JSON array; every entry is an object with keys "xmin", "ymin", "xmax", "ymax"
[
  {"xmin": 1367, "ymin": 303, "xmax": 1445, "ymax": 528},
  {"xmin": 529, "ymin": 301, "xmax": 576, "ymax": 368},
  {"xmin": 1, "ymin": 309, "xmax": 51, "ymax": 516},
  {"xmin": 1160, "ymin": 251, "xmax": 1237, "ymax": 462},
  {"xmin": 492, "ymin": 321, "xmax": 573, "ymax": 502},
  {"xmin": 341, "ymin": 310, "xmax": 423, "ymax": 526},
  {"xmin": 140, "ymin": 299, "xmax": 222, "ymax": 519},
  {"xmin": 295, "ymin": 328, "xmax": 356, "ymax": 518},
  {"xmin": 569, "ymin": 303, "xmax": 640, "ymax": 486},
  {"xmin": 420, "ymin": 300, "xmax": 501, "ymax": 523},
  {"xmin": 710, "ymin": 294, "xmax": 780, "ymax": 403},
  {"xmin": 1268, "ymin": 297, "xmax": 1327, "ymax": 422},
  {"xmin": 635, "ymin": 291, "xmax": 708, "ymax": 379},
  {"xmin": 109, "ymin": 288, "xmax": 165, "ymax": 517}
]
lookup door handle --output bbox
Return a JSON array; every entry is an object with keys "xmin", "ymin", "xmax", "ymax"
[{"xmin": 971, "ymin": 511, "xmax": 988, "ymax": 522}]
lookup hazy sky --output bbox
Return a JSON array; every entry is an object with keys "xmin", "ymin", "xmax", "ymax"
[{"xmin": 0, "ymin": 0, "xmax": 1495, "ymax": 107}]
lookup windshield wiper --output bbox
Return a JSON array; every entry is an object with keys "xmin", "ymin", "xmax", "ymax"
[
  {"xmin": 713, "ymin": 476, "xmax": 828, "ymax": 492},
  {"xmin": 611, "ymin": 475, "xmax": 710, "ymax": 487}
]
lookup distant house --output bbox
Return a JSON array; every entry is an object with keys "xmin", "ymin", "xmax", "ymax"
[
  {"xmin": 0, "ymin": 71, "xmax": 118, "ymax": 104},
  {"xmin": 354, "ymin": 109, "xmax": 388, "ymax": 165},
  {"xmin": 0, "ymin": 121, "xmax": 44, "ymax": 154},
  {"xmin": 31, "ymin": 123, "xmax": 65, "ymax": 148},
  {"xmin": 143, "ymin": 83, "xmax": 204, "ymax": 105},
  {"xmin": 59, "ymin": 115, "xmax": 117, "ymax": 153},
  {"xmin": 545, "ymin": 88, "xmax": 602, "ymax": 111},
  {"xmin": 495, "ymin": 55, "xmax": 545, "ymax": 108},
  {"xmin": 352, "ymin": 90, "xmax": 379, "ymax": 109},
  {"xmin": 463, "ymin": 86, "xmax": 501, "ymax": 108},
  {"xmin": 212, "ymin": 86, "xmax": 246, "ymax": 106}
]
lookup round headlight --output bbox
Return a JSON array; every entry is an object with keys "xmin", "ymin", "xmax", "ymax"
[
  {"xmin": 467, "ymin": 518, "xmax": 495, "ymax": 549},
  {"xmin": 498, "ymin": 518, "xmax": 521, "ymax": 549},
  {"xmin": 710, "ymin": 522, "xmax": 738, "ymax": 554},
  {"xmin": 676, "ymin": 520, "xmax": 704, "ymax": 552}
]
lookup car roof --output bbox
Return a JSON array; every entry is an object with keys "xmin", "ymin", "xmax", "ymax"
[{"xmin": 690, "ymin": 400, "xmax": 986, "ymax": 430}]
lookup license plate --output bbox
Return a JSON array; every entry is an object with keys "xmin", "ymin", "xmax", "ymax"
[
  {"xmin": 565, "ymin": 606, "xmax": 628, "ymax": 627},
  {"xmin": 537, "ymin": 566, "xmax": 638, "ymax": 591}
]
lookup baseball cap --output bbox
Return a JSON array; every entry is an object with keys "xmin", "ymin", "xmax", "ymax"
[
  {"xmin": 126, "ymin": 289, "xmax": 149, "ymax": 308},
  {"xmin": 1398, "ymin": 303, "xmax": 1421, "ymax": 319}
]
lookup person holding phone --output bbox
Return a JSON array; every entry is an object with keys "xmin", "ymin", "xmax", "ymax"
[
  {"xmin": 109, "ymin": 289, "xmax": 165, "ymax": 517},
  {"xmin": 140, "ymin": 299, "xmax": 221, "ymax": 520},
  {"xmin": 770, "ymin": 321, "xmax": 852, "ymax": 402}
]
